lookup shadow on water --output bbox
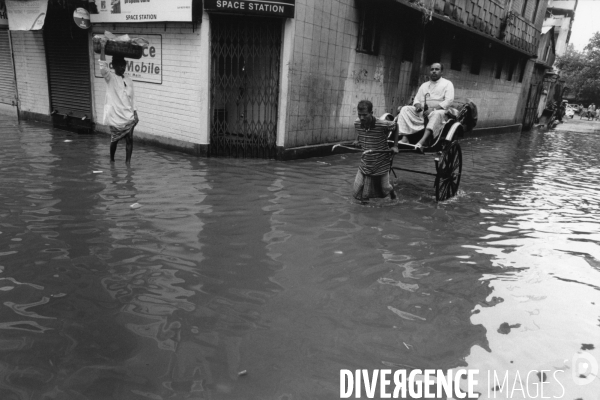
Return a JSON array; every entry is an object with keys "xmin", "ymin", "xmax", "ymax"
[{"xmin": 0, "ymin": 121, "xmax": 598, "ymax": 399}]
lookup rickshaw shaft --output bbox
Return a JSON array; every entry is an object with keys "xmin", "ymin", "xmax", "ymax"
[{"xmin": 391, "ymin": 167, "xmax": 437, "ymax": 177}]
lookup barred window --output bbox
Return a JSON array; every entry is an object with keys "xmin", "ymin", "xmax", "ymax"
[
  {"xmin": 507, "ymin": 57, "xmax": 516, "ymax": 81},
  {"xmin": 518, "ymin": 59, "xmax": 527, "ymax": 83},
  {"xmin": 521, "ymin": 0, "xmax": 528, "ymax": 16},
  {"xmin": 470, "ymin": 42, "xmax": 484, "ymax": 75},
  {"xmin": 495, "ymin": 52, "xmax": 503, "ymax": 79},
  {"xmin": 356, "ymin": 5, "xmax": 380, "ymax": 55},
  {"xmin": 450, "ymin": 35, "xmax": 463, "ymax": 71}
]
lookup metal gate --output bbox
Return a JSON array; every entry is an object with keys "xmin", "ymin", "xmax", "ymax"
[
  {"xmin": 0, "ymin": 30, "xmax": 17, "ymax": 107},
  {"xmin": 522, "ymin": 82, "xmax": 541, "ymax": 130},
  {"xmin": 44, "ymin": 3, "xmax": 93, "ymax": 132},
  {"xmin": 209, "ymin": 15, "xmax": 282, "ymax": 158}
]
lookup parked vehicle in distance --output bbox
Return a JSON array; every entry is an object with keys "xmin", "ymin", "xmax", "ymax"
[{"xmin": 565, "ymin": 107, "xmax": 574, "ymax": 118}]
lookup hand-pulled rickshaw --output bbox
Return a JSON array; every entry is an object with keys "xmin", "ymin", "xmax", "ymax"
[{"xmin": 333, "ymin": 98, "xmax": 478, "ymax": 202}]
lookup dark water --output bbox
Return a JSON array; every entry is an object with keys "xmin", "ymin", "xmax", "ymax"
[{"xmin": 0, "ymin": 119, "xmax": 598, "ymax": 399}]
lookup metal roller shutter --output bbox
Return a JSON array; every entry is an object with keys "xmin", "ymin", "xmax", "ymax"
[
  {"xmin": 0, "ymin": 30, "xmax": 17, "ymax": 106},
  {"xmin": 43, "ymin": 4, "xmax": 92, "ymax": 121}
]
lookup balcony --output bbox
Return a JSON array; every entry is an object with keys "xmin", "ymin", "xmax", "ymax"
[{"xmin": 395, "ymin": 0, "xmax": 540, "ymax": 55}]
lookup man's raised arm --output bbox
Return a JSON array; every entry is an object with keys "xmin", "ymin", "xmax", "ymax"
[{"xmin": 99, "ymin": 38, "xmax": 111, "ymax": 82}]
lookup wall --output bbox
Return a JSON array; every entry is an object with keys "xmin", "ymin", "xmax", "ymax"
[
  {"xmin": 10, "ymin": 31, "xmax": 50, "ymax": 119},
  {"xmin": 91, "ymin": 22, "xmax": 205, "ymax": 146},
  {"xmin": 555, "ymin": 15, "xmax": 572, "ymax": 56},
  {"xmin": 284, "ymin": 0, "xmax": 414, "ymax": 148},
  {"xmin": 283, "ymin": 0, "xmax": 536, "ymax": 149},
  {"xmin": 429, "ymin": 30, "xmax": 532, "ymax": 128}
]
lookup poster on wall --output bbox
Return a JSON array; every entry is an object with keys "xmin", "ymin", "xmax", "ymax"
[
  {"xmin": 5, "ymin": 0, "xmax": 48, "ymax": 31},
  {"xmin": 89, "ymin": 0, "xmax": 192, "ymax": 23},
  {"xmin": 203, "ymin": 0, "xmax": 295, "ymax": 18},
  {"xmin": 0, "ymin": 0, "xmax": 8, "ymax": 28},
  {"xmin": 94, "ymin": 34, "xmax": 162, "ymax": 84}
]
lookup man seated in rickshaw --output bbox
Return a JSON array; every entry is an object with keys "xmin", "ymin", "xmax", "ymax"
[{"xmin": 396, "ymin": 63, "xmax": 455, "ymax": 150}]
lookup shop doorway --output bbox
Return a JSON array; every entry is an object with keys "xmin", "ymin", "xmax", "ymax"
[
  {"xmin": 209, "ymin": 15, "xmax": 282, "ymax": 158},
  {"xmin": 522, "ymin": 82, "xmax": 542, "ymax": 130},
  {"xmin": 44, "ymin": 3, "xmax": 93, "ymax": 132},
  {"xmin": 0, "ymin": 29, "xmax": 17, "ymax": 111}
]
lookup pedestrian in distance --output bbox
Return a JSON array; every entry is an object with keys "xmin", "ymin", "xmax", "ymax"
[
  {"xmin": 352, "ymin": 100, "xmax": 399, "ymax": 202},
  {"xmin": 99, "ymin": 37, "xmax": 139, "ymax": 163}
]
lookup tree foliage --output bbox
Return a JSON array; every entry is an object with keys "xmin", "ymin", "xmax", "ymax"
[{"xmin": 556, "ymin": 32, "xmax": 600, "ymax": 103}]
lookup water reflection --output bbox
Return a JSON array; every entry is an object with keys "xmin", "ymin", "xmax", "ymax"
[{"xmin": 0, "ymin": 121, "xmax": 598, "ymax": 398}]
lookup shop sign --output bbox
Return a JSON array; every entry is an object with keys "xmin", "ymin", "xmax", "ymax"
[
  {"xmin": 204, "ymin": 0, "xmax": 295, "ymax": 18},
  {"xmin": 94, "ymin": 34, "xmax": 162, "ymax": 84},
  {"xmin": 5, "ymin": 0, "xmax": 48, "ymax": 31},
  {"xmin": 0, "ymin": 0, "xmax": 8, "ymax": 27},
  {"xmin": 89, "ymin": 0, "xmax": 192, "ymax": 23}
]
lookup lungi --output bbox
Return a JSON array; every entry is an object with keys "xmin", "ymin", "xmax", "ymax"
[
  {"xmin": 353, "ymin": 170, "xmax": 394, "ymax": 201},
  {"xmin": 110, "ymin": 120, "xmax": 136, "ymax": 143},
  {"xmin": 397, "ymin": 106, "xmax": 447, "ymax": 137}
]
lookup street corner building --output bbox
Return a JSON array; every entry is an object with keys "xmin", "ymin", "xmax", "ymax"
[{"xmin": 1, "ymin": 0, "xmax": 554, "ymax": 160}]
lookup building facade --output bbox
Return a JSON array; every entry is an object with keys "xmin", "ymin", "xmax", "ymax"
[
  {"xmin": 0, "ymin": 0, "xmax": 18, "ymax": 116},
  {"xmin": 543, "ymin": 0, "xmax": 577, "ymax": 57},
  {"xmin": 5, "ymin": 0, "xmax": 550, "ymax": 159}
]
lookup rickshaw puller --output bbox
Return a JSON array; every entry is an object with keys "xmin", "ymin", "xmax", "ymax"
[{"xmin": 352, "ymin": 100, "xmax": 399, "ymax": 202}]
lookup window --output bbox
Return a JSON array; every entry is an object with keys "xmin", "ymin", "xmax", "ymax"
[
  {"xmin": 470, "ymin": 42, "xmax": 484, "ymax": 75},
  {"xmin": 543, "ymin": 45, "xmax": 550, "ymax": 61},
  {"xmin": 425, "ymin": 34, "xmax": 443, "ymax": 66},
  {"xmin": 402, "ymin": 36, "xmax": 416, "ymax": 61},
  {"xmin": 518, "ymin": 59, "xmax": 527, "ymax": 82},
  {"xmin": 495, "ymin": 52, "xmax": 503, "ymax": 79},
  {"xmin": 521, "ymin": 0, "xmax": 528, "ymax": 16},
  {"xmin": 507, "ymin": 57, "xmax": 516, "ymax": 81},
  {"xmin": 450, "ymin": 35, "xmax": 463, "ymax": 71},
  {"xmin": 532, "ymin": 0, "xmax": 541, "ymax": 22},
  {"xmin": 356, "ymin": 4, "xmax": 379, "ymax": 55}
]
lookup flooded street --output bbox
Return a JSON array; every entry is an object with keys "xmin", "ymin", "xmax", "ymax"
[{"xmin": 0, "ymin": 118, "xmax": 599, "ymax": 399}]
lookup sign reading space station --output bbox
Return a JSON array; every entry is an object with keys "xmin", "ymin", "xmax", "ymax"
[{"xmin": 204, "ymin": 0, "xmax": 295, "ymax": 18}]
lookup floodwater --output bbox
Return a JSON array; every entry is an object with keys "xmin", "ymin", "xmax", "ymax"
[{"xmin": 0, "ymin": 118, "xmax": 599, "ymax": 400}]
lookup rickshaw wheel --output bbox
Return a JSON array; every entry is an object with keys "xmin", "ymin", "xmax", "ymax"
[{"xmin": 435, "ymin": 141, "xmax": 462, "ymax": 201}]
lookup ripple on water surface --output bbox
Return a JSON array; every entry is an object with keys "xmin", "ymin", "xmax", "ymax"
[{"xmin": 0, "ymin": 121, "xmax": 598, "ymax": 398}]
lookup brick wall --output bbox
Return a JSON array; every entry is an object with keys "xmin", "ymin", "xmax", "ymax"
[
  {"xmin": 10, "ymin": 31, "xmax": 50, "ymax": 117},
  {"xmin": 91, "ymin": 23, "xmax": 204, "ymax": 145}
]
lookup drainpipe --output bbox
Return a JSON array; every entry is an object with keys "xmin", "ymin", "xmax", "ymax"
[
  {"xmin": 500, "ymin": 0, "xmax": 515, "ymax": 40},
  {"xmin": 8, "ymin": 31, "xmax": 21, "ymax": 123}
]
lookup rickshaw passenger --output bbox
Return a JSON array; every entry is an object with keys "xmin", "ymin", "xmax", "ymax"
[{"xmin": 397, "ymin": 63, "xmax": 455, "ymax": 150}]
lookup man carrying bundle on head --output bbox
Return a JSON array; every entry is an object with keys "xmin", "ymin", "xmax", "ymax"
[
  {"xmin": 99, "ymin": 37, "xmax": 139, "ymax": 164},
  {"xmin": 352, "ymin": 100, "xmax": 399, "ymax": 202},
  {"xmin": 397, "ymin": 62, "xmax": 454, "ymax": 151}
]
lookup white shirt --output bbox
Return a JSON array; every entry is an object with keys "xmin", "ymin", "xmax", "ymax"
[
  {"xmin": 413, "ymin": 77, "xmax": 455, "ymax": 110},
  {"xmin": 99, "ymin": 60, "xmax": 136, "ymax": 128}
]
